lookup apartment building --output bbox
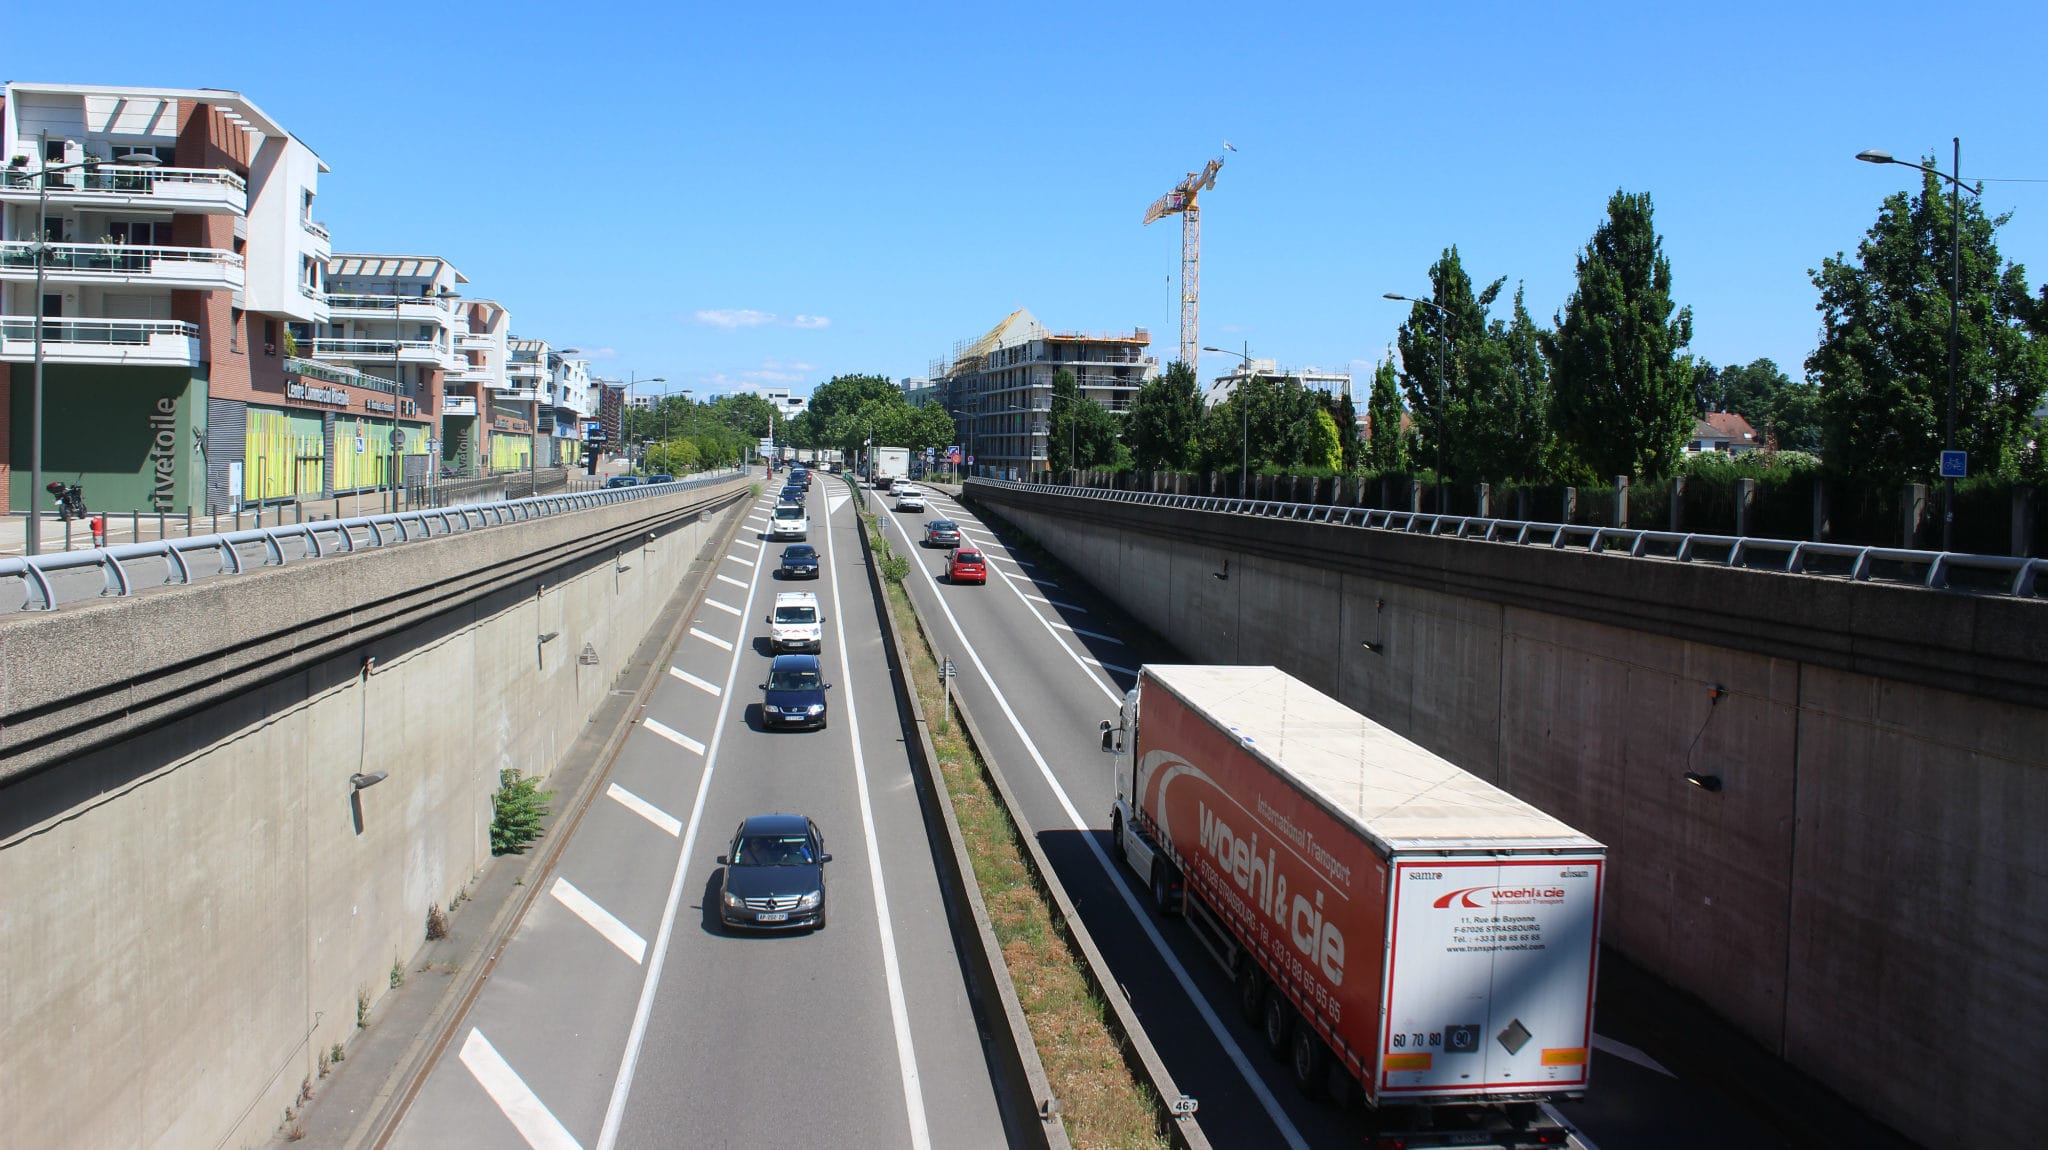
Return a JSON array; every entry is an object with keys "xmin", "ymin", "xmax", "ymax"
[
  {"xmin": 933, "ymin": 308, "xmax": 1157, "ymax": 479},
  {"xmin": 317, "ymin": 254, "xmax": 466, "ymax": 489},
  {"xmin": 1, "ymin": 82, "xmax": 331, "ymax": 514},
  {"xmin": 502, "ymin": 338, "xmax": 592, "ymax": 470},
  {"xmin": 1205, "ymin": 357, "xmax": 1352, "ymax": 405},
  {"xmin": 446, "ymin": 297, "xmax": 511, "ymax": 476}
]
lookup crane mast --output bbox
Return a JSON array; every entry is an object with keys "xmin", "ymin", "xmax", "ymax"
[{"xmin": 1142, "ymin": 151, "xmax": 1227, "ymax": 370}]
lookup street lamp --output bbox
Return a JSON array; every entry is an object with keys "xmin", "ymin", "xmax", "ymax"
[
  {"xmin": 1201, "ymin": 343, "xmax": 1255, "ymax": 493},
  {"xmin": 13, "ymin": 134, "xmax": 157, "ymax": 554},
  {"xmin": 1382, "ymin": 293, "xmax": 1454, "ymax": 513},
  {"xmin": 388, "ymin": 279, "xmax": 459, "ymax": 512},
  {"xmin": 1857, "ymin": 141, "xmax": 1975, "ymax": 552},
  {"xmin": 949, "ymin": 408, "xmax": 978, "ymax": 480}
]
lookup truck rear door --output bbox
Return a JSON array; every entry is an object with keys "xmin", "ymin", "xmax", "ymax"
[{"xmin": 1377, "ymin": 856, "xmax": 1604, "ymax": 1100}]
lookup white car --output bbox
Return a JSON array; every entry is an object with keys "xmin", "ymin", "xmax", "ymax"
[
  {"xmin": 895, "ymin": 486, "xmax": 926, "ymax": 512},
  {"xmin": 767, "ymin": 591, "xmax": 823, "ymax": 653},
  {"xmin": 768, "ymin": 502, "xmax": 809, "ymax": 540}
]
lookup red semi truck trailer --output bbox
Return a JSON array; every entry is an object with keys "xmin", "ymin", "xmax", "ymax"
[{"xmin": 1103, "ymin": 665, "xmax": 1604, "ymax": 1148}]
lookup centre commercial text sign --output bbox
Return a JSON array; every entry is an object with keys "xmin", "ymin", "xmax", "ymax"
[{"xmin": 285, "ymin": 381, "xmax": 351, "ymax": 408}]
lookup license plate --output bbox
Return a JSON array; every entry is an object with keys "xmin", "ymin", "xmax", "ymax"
[{"xmin": 757, "ymin": 912, "xmax": 788, "ymax": 922}]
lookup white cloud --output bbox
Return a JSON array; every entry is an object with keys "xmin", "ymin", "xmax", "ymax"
[
  {"xmin": 790, "ymin": 314, "xmax": 831, "ymax": 329},
  {"xmin": 695, "ymin": 308, "xmax": 776, "ymax": 329}
]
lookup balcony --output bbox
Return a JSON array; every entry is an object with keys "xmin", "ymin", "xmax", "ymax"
[
  {"xmin": 0, "ymin": 164, "xmax": 248, "ymax": 215},
  {"xmin": 302, "ymin": 219, "xmax": 330, "ymax": 241},
  {"xmin": 306, "ymin": 337, "xmax": 443, "ymax": 364},
  {"xmin": 443, "ymin": 395, "xmax": 479, "ymax": 417},
  {"xmin": 458, "ymin": 332, "xmax": 495, "ymax": 351},
  {"xmin": 0, "ymin": 242, "xmax": 245, "ymax": 291},
  {"xmin": 492, "ymin": 387, "xmax": 543, "ymax": 402},
  {"xmin": 324, "ymin": 293, "xmax": 455, "ymax": 321},
  {"xmin": 287, "ymin": 356, "xmax": 396, "ymax": 394},
  {"xmin": 0, "ymin": 316, "xmax": 200, "ymax": 366}
]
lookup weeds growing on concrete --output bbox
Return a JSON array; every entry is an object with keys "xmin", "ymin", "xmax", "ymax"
[
  {"xmin": 356, "ymin": 987, "xmax": 369, "ymax": 1029},
  {"xmin": 317, "ymin": 1047, "xmax": 330, "ymax": 1078},
  {"xmin": 388, "ymin": 957, "xmax": 404, "ymax": 989},
  {"xmin": 490, "ymin": 769, "xmax": 556, "ymax": 855},
  {"xmin": 330, "ymin": 1042, "xmax": 345, "ymax": 1064},
  {"xmin": 425, "ymin": 902, "xmax": 448, "ymax": 941}
]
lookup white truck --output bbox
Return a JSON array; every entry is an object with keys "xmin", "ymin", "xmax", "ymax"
[
  {"xmin": 870, "ymin": 446, "xmax": 910, "ymax": 490},
  {"xmin": 1103, "ymin": 665, "xmax": 1603, "ymax": 1148}
]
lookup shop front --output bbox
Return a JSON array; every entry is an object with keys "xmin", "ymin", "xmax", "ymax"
[{"xmin": 6, "ymin": 363, "xmax": 207, "ymax": 515}]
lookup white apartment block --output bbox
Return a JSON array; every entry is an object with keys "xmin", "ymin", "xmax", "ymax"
[{"xmin": 1206, "ymin": 357, "xmax": 1353, "ymax": 405}]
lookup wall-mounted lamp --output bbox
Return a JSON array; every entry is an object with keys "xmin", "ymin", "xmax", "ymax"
[
  {"xmin": 538, "ymin": 631, "xmax": 561, "ymax": 644},
  {"xmin": 1362, "ymin": 597, "xmax": 1387, "ymax": 653},
  {"xmin": 1212, "ymin": 559, "xmax": 1230, "ymax": 581},
  {"xmin": 1684, "ymin": 771, "xmax": 1723, "ymax": 792},
  {"xmin": 350, "ymin": 771, "xmax": 389, "ymax": 792}
]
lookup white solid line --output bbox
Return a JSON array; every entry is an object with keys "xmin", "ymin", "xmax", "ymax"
[
  {"xmin": 733, "ymin": 538, "xmax": 760, "ymax": 549},
  {"xmin": 607, "ymin": 783, "xmax": 682, "ymax": 836},
  {"xmin": 596, "ymin": 500, "xmax": 768, "ymax": 1149},
  {"xmin": 459, "ymin": 1029, "xmax": 583, "ymax": 1150},
  {"xmin": 881, "ymin": 512, "xmax": 1306, "ymax": 1149},
  {"xmin": 823, "ymin": 486, "xmax": 931, "ymax": 1149},
  {"xmin": 727, "ymin": 554, "xmax": 755, "ymax": 567},
  {"xmin": 936, "ymin": 528, "xmax": 1122, "ymax": 705},
  {"xmin": 717, "ymin": 574, "xmax": 748, "ymax": 589},
  {"xmin": 668, "ymin": 665, "xmax": 723, "ymax": 695},
  {"xmin": 1023, "ymin": 594, "xmax": 1088, "ymax": 612},
  {"xmin": 551, "ymin": 877, "xmax": 649, "ymax": 964},
  {"xmin": 688, "ymin": 627, "xmax": 734, "ymax": 653},
  {"xmin": 1083, "ymin": 658, "xmax": 1138, "ymax": 676},
  {"xmin": 642, "ymin": 717, "xmax": 706, "ymax": 755},
  {"xmin": 703, "ymin": 598, "xmax": 742, "ymax": 617},
  {"xmin": 1050, "ymin": 622, "xmax": 1124, "ymax": 645}
]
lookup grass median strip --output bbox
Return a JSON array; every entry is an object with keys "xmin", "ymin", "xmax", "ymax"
[{"xmin": 867, "ymin": 514, "xmax": 1168, "ymax": 1150}]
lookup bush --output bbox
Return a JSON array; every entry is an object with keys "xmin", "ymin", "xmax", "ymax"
[{"xmin": 490, "ymin": 769, "xmax": 555, "ymax": 855}]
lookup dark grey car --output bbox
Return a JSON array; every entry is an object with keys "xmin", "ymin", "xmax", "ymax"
[{"xmin": 716, "ymin": 814, "xmax": 830, "ymax": 931}]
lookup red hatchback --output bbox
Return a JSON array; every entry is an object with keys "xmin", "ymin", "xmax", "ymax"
[{"xmin": 947, "ymin": 549, "xmax": 987, "ymax": 584}]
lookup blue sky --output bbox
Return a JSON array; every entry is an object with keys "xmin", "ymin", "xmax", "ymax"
[{"xmin": 36, "ymin": 0, "xmax": 2047, "ymax": 399}]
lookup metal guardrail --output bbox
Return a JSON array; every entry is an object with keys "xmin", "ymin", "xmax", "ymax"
[
  {"xmin": 975, "ymin": 479, "xmax": 2047, "ymax": 598},
  {"xmin": 0, "ymin": 468, "xmax": 746, "ymax": 612}
]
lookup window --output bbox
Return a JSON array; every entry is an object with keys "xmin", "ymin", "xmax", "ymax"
[
  {"xmin": 301, "ymin": 190, "xmax": 314, "ymax": 222},
  {"xmin": 229, "ymin": 307, "xmax": 243, "ymax": 353},
  {"xmin": 109, "ymin": 220, "xmax": 173, "ymax": 247},
  {"xmin": 44, "ymin": 139, "xmax": 65, "ymax": 162},
  {"xmin": 264, "ymin": 319, "xmax": 279, "ymax": 357}
]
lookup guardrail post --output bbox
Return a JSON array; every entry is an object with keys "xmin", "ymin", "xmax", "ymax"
[
  {"xmin": 1475, "ymin": 482, "xmax": 1491, "ymax": 519},
  {"xmin": 1737, "ymin": 478, "xmax": 1758, "ymax": 537},
  {"xmin": 1517, "ymin": 486, "xmax": 1531, "ymax": 521},
  {"xmin": 2011, "ymin": 485, "xmax": 2036, "ymax": 558},
  {"xmin": 1902, "ymin": 482, "xmax": 1929, "ymax": 548},
  {"xmin": 1561, "ymin": 485, "xmax": 1577, "ymax": 523},
  {"xmin": 1670, "ymin": 476, "xmax": 1686, "ymax": 532},
  {"xmin": 1812, "ymin": 477, "xmax": 1830, "ymax": 541},
  {"xmin": 1613, "ymin": 475, "xmax": 1629, "ymax": 528}
]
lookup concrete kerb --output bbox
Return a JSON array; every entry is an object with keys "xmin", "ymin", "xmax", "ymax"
[
  {"xmin": 300, "ymin": 489, "xmax": 756, "ymax": 1150},
  {"xmin": 866, "ymin": 485, "xmax": 1211, "ymax": 1150},
  {"xmin": 851, "ymin": 475, "xmax": 1067, "ymax": 1148}
]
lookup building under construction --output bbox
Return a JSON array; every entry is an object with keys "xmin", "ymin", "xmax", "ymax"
[{"xmin": 932, "ymin": 309, "xmax": 1158, "ymax": 479}]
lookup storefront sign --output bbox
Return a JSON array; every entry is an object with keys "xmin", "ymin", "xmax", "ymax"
[
  {"xmin": 286, "ymin": 381, "xmax": 351, "ymax": 407},
  {"xmin": 148, "ymin": 397, "xmax": 177, "ymax": 512},
  {"xmin": 365, "ymin": 398, "xmax": 396, "ymax": 415}
]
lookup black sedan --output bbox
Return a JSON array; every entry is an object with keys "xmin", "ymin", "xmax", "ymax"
[
  {"xmin": 760, "ymin": 654, "xmax": 830, "ymax": 730},
  {"xmin": 922, "ymin": 519, "xmax": 961, "ymax": 548},
  {"xmin": 717, "ymin": 814, "xmax": 830, "ymax": 931},
  {"xmin": 778, "ymin": 543, "xmax": 820, "ymax": 579},
  {"xmin": 779, "ymin": 483, "xmax": 805, "ymax": 503}
]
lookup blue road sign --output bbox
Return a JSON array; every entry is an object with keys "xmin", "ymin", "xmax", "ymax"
[{"xmin": 1940, "ymin": 450, "xmax": 1968, "ymax": 479}]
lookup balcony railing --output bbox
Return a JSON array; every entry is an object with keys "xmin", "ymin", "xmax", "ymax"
[
  {"xmin": 0, "ymin": 316, "xmax": 201, "ymax": 365},
  {"xmin": 0, "ymin": 165, "xmax": 248, "ymax": 213},
  {"xmin": 0, "ymin": 242, "xmax": 244, "ymax": 287},
  {"xmin": 324, "ymin": 293, "xmax": 454, "ymax": 315},
  {"xmin": 302, "ymin": 219, "xmax": 331, "ymax": 241},
  {"xmin": 287, "ymin": 356, "xmax": 396, "ymax": 394},
  {"xmin": 306, "ymin": 337, "xmax": 440, "ymax": 360}
]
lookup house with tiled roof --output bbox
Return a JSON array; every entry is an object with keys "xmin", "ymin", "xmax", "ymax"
[{"xmin": 1687, "ymin": 410, "xmax": 1759, "ymax": 455}]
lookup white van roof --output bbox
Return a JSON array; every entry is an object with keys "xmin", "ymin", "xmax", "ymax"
[{"xmin": 775, "ymin": 591, "xmax": 819, "ymax": 605}]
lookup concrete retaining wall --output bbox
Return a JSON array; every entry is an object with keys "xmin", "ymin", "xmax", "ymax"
[
  {"xmin": 969, "ymin": 483, "xmax": 2046, "ymax": 1150},
  {"xmin": 0, "ymin": 479, "xmax": 749, "ymax": 1149}
]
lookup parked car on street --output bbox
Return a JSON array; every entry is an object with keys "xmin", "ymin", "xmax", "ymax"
[
  {"xmin": 605, "ymin": 475, "xmax": 640, "ymax": 489},
  {"xmin": 759, "ymin": 654, "xmax": 830, "ymax": 730},
  {"xmin": 646, "ymin": 473, "xmax": 674, "ymax": 484},
  {"xmin": 947, "ymin": 549, "xmax": 987, "ymax": 584},
  {"xmin": 716, "ymin": 813, "xmax": 830, "ymax": 931},
  {"xmin": 923, "ymin": 519, "xmax": 961, "ymax": 548},
  {"xmin": 778, "ymin": 544, "xmax": 820, "ymax": 579}
]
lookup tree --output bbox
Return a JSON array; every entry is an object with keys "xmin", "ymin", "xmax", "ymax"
[
  {"xmin": 1199, "ymin": 373, "xmax": 1331, "ymax": 475},
  {"xmin": 1807, "ymin": 165, "xmax": 2048, "ymax": 483},
  {"xmin": 1048, "ymin": 368, "xmax": 1080, "ymax": 473},
  {"xmin": 1458, "ymin": 284, "xmax": 1550, "ymax": 482},
  {"xmin": 1124, "ymin": 361, "xmax": 1205, "ymax": 472},
  {"xmin": 1070, "ymin": 397, "xmax": 1122, "ymax": 469},
  {"xmin": 1695, "ymin": 357, "xmax": 1822, "ymax": 453},
  {"xmin": 1396, "ymin": 246, "xmax": 1500, "ymax": 480},
  {"xmin": 1545, "ymin": 190, "xmax": 1697, "ymax": 481},
  {"xmin": 1325, "ymin": 389, "xmax": 1362, "ymax": 473},
  {"xmin": 1363, "ymin": 357, "xmax": 1408, "ymax": 473}
]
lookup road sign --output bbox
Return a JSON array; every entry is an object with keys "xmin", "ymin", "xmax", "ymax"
[
  {"xmin": 947, "ymin": 445, "xmax": 961, "ymax": 461},
  {"xmin": 1940, "ymin": 450, "xmax": 1967, "ymax": 479},
  {"xmin": 966, "ymin": 455, "xmax": 975, "ymax": 465},
  {"xmin": 354, "ymin": 436, "xmax": 366, "ymax": 454},
  {"xmin": 388, "ymin": 427, "xmax": 406, "ymax": 449}
]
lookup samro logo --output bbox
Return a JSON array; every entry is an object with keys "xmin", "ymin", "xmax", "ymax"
[{"xmin": 1432, "ymin": 884, "xmax": 1567, "ymax": 909}]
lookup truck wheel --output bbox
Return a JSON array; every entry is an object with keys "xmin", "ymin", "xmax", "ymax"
[
  {"xmin": 1261, "ymin": 986, "xmax": 1294, "ymax": 1061},
  {"xmin": 1290, "ymin": 1023, "xmax": 1332, "ymax": 1099},
  {"xmin": 1109, "ymin": 812, "xmax": 1127, "ymax": 868},
  {"xmin": 1235, "ymin": 959, "xmax": 1265, "ymax": 1027},
  {"xmin": 1150, "ymin": 863, "xmax": 1178, "ymax": 916}
]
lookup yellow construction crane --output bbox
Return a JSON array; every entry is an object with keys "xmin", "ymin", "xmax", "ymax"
[{"xmin": 1143, "ymin": 142, "xmax": 1233, "ymax": 370}]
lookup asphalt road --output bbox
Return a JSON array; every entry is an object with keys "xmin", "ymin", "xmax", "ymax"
[
  {"xmin": 879, "ymin": 484, "xmax": 1806, "ymax": 1150},
  {"xmin": 387, "ymin": 478, "xmax": 1006, "ymax": 1149}
]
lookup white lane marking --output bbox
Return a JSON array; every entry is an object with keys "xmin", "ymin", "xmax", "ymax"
[
  {"xmin": 1592, "ymin": 1033, "xmax": 1675, "ymax": 1078},
  {"xmin": 997, "ymin": 568, "xmax": 1059, "ymax": 590},
  {"xmin": 924, "ymin": 525, "xmax": 1121, "ymax": 706},
  {"xmin": 733, "ymin": 538, "xmax": 760, "ymax": 550},
  {"xmin": 597, "ymin": 497, "xmax": 769, "ymax": 1149},
  {"xmin": 459, "ymin": 1029, "xmax": 582, "ymax": 1150},
  {"xmin": 607, "ymin": 783, "xmax": 682, "ymax": 836},
  {"xmin": 1084, "ymin": 657, "xmax": 1138, "ymax": 676},
  {"xmin": 1023, "ymin": 594, "xmax": 1088, "ymax": 612},
  {"xmin": 1051, "ymin": 622, "xmax": 1124, "ymax": 645},
  {"xmin": 668, "ymin": 666, "xmax": 722, "ymax": 696},
  {"xmin": 642, "ymin": 717, "xmax": 706, "ymax": 755},
  {"xmin": 717, "ymin": 574, "xmax": 748, "ymax": 589},
  {"xmin": 689, "ymin": 627, "xmax": 734, "ymax": 653},
  {"xmin": 746, "ymin": 515, "xmax": 767, "ymax": 525},
  {"xmin": 727, "ymin": 554, "xmax": 756, "ymax": 567},
  {"xmin": 823, "ymin": 488, "xmax": 931, "ymax": 1149},
  {"xmin": 551, "ymin": 877, "xmax": 648, "ymax": 964},
  {"xmin": 828, "ymin": 492, "xmax": 851, "ymax": 517},
  {"xmin": 704, "ymin": 598, "xmax": 742, "ymax": 617},
  {"xmin": 880, "ymin": 513, "xmax": 1306, "ymax": 1148}
]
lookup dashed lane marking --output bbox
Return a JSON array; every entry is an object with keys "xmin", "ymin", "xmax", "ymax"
[
  {"xmin": 689, "ymin": 627, "xmax": 735, "ymax": 653},
  {"xmin": 668, "ymin": 666, "xmax": 722, "ymax": 695},
  {"xmin": 733, "ymin": 538, "xmax": 760, "ymax": 549},
  {"xmin": 607, "ymin": 783, "xmax": 682, "ymax": 836},
  {"xmin": 1083, "ymin": 657, "xmax": 1138, "ymax": 676},
  {"xmin": 1023, "ymin": 594, "xmax": 1087, "ymax": 612},
  {"xmin": 643, "ymin": 716, "xmax": 707, "ymax": 754},
  {"xmin": 459, "ymin": 1029, "xmax": 582, "ymax": 1150},
  {"xmin": 717, "ymin": 574, "xmax": 748, "ymax": 589},
  {"xmin": 551, "ymin": 877, "xmax": 649, "ymax": 964},
  {"xmin": 1050, "ymin": 622, "xmax": 1123, "ymax": 645},
  {"xmin": 726, "ymin": 554, "xmax": 755, "ymax": 567},
  {"xmin": 704, "ymin": 598, "xmax": 742, "ymax": 617}
]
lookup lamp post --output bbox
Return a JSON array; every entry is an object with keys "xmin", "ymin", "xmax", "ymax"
[
  {"xmin": 1382, "ymin": 294, "xmax": 1454, "ymax": 513},
  {"xmin": 1857, "ymin": 141, "xmax": 1974, "ymax": 552},
  {"xmin": 1201, "ymin": 342, "xmax": 1255, "ymax": 494},
  {"xmin": 950, "ymin": 408, "xmax": 978, "ymax": 481},
  {"xmin": 623, "ymin": 371, "xmax": 664, "ymax": 473},
  {"xmin": 14, "ymin": 134, "xmax": 157, "ymax": 554}
]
